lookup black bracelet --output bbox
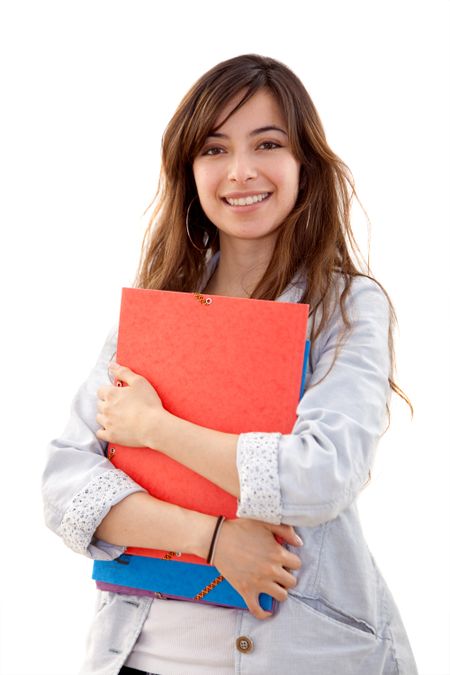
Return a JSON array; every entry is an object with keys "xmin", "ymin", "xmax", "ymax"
[{"xmin": 206, "ymin": 515, "xmax": 226, "ymax": 565}]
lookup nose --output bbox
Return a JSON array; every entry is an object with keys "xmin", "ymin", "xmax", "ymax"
[{"xmin": 227, "ymin": 151, "xmax": 258, "ymax": 183}]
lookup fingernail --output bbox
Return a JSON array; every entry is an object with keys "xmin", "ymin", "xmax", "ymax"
[{"xmin": 295, "ymin": 535, "xmax": 304, "ymax": 546}]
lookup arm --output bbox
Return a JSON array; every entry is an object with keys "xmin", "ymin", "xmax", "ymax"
[
  {"xmin": 94, "ymin": 491, "xmax": 217, "ymax": 555},
  {"xmin": 42, "ymin": 324, "xmax": 147, "ymax": 560},
  {"xmin": 146, "ymin": 412, "xmax": 240, "ymax": 497},
  {"xmin": 237, "ymin": 276, "xmax": 392, "ymax": 527},
  {"xmin": 96, "ymin": 490, "xmax": 303, "ymax": 619}
]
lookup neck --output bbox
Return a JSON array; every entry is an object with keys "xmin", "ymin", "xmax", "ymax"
[{"xmin": 204, "ymin": 235, "xmax": 275, "ymax": 298}]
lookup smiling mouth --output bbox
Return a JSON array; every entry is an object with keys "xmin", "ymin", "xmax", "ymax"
[{"xmin": 223, "ymin": 192, "xmax": 272, "ymax": 207}]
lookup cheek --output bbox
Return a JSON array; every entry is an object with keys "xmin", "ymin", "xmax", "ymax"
[
  {"xmin": 193, "ymin": 164, "xmax": 218, "ymax": 201},
  {"xmin": 271, "ymin": 155, "xmax": 299, "ymax": 185},
  {"xmin": 282, "ymin": 161, "xmax": 301, "ymax": 204}
]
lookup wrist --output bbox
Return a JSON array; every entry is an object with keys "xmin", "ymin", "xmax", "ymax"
[
  {"xmin": 144, "ymin": 408, "xmax": 173, "ymax": 450},
  {"xmin": 184, "ymin": 511, "xmax": 217, "ymax": 559}
]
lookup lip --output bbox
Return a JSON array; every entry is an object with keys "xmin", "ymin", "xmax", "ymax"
[{"xmin": 222, "ymin": 191, "xmax": 272, "ymax": 199}]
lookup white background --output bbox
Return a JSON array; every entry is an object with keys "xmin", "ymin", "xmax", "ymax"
[{"xmin": 0, "ymin": 1, "xmax": 449, "ymax": 674}]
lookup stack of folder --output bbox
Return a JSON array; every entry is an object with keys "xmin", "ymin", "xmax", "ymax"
[{"xmin": 93, "ymin": 288, "xmax": 309, "ymax": 611}]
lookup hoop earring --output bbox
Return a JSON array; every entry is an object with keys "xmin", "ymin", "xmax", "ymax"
[
  {"xmin": 304, "ymin": 205, "xmax": 311, "ymax": 231},
  {"xmin": 185, "ymin": 196, "xmax": 216, "ymax": 252}
]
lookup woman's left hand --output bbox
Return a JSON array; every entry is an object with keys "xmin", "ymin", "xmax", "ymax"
[{"xmin": 96, "ymin": 363, "xmax": 164, "ymax": 447}]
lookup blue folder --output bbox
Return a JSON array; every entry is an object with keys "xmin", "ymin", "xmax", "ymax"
[{"xmin": 93, "ymin": 555, "xmax": 274, "ymax": 610}]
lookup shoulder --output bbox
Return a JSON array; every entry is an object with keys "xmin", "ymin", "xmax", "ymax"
[
  {"xmin": 283, "ymin": 270, "xmax": 390, "ymax": 320},
  {"xmin": 331, "ymin": 273, "xmax": 391, "ymax": 324},
  {"xmin": 307, "ymin": 274, "xmax": 392, "ymax": 386},
  {"xmin": 311, "ymin": 274, "xmax": 391, "ymax": 360},
  {"xmin": 309, "ymin": 273, "xmax": 391, "ymax": 332}
]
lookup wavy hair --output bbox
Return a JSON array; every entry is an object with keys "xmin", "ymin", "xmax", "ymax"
[{"xmin": 133, "ymin": 53, "xmax": 411, "ymax": 417}]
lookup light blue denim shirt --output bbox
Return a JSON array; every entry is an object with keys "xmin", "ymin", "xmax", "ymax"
[{"xmin": 42, "ymin": 255, "xmax": 418, "ymax": 675}]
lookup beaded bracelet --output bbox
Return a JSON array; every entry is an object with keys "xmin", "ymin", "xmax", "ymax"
[{"xmin": 206, "ymin": 515, "xmax": 226, "ymax": 565}]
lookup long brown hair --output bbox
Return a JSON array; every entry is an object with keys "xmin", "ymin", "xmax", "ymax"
[{"xmin": 133, "ymin": 53, "xmax": 411, "ymax": 416}]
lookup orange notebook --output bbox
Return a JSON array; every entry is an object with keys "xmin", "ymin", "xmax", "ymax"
[{"xmin": 107, "ymin": 288, "xmax": 309, "ymax": 564}]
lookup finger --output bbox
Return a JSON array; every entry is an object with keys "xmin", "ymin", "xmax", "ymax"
[
  {"xmin": 270, "ymin": 524, "xmax": 304, "ymax": 547},
  {"xmin": 97, "ymin": 385, "xmax": 118, "ymax": 401},
  {"xmin": 96, "ymin": 426, "xmax": 108, "ymax": 441},
  {"xmin": 280, "ymin": 549, "xmax": 302, "ymax": 571},
  {"xmin": 96, "ymin": 412, "xmax": 107, "ymax": 428},
  {"xmin": 245, "ymin": 594, "xmax": 272, "ymax": 621},
  {"xmin": 266, "ymin": 583, "xmax": 289, "ymax": 603},
  {"xmin": 108, "ymin": 363, "xmax": 139, "ymax": 386},
  {"xmin": 97, "ymin": 386, "xmax": 109, "ymax": 401},
  {"xmin": 275, "ymin": 568, "xmax": 298, "ymax": 590}
]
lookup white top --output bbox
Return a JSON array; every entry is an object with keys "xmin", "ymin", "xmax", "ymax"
[{"xmin": 125, "ymin": 597, "xmax": 239, "ymax": 674}]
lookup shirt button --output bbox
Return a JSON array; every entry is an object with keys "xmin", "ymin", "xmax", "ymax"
[{"xmin": 236, "ymin": 636, "xmax": 254, "ymax": 653}]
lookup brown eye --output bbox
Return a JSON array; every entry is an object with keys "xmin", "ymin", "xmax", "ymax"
[
  {"xmin": 259, "ymin": 141, "xmax": 281, "ymax": 150},
  {"xmin": 202, "ymin": 146, "xmax": 224, "ymax": 156}
]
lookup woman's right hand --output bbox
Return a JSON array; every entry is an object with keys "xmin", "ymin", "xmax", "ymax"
[{"xmin": 212, "ymin": 518, "xmax": 303, "ymax": 620}]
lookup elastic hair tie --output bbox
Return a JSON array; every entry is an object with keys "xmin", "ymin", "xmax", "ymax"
[{"xmin": 206, "ymin": 515, "xmax": 226, "ymax": 565}]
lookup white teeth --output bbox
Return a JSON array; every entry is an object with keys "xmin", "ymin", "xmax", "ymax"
[{"xmin": 225, "ymin": 192, "xmax": 269, "ymax": 206}]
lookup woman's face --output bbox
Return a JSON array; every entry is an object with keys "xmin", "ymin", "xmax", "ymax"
[{"xmin": 192, "ymin": 88, "xmax": 301, "ymax": 248}]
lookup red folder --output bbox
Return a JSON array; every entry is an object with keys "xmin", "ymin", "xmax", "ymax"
[{"xmin": 107, "ymin": 288, "xmax": 309, "ymax": 564}]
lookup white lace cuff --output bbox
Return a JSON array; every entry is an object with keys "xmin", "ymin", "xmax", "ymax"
[
  {"xmin": 236, "ymin": 432, "xmax": 282, "ymax": 523},
  {"xmin": 58, "ymin": 470, "xmax": 144, "ymax": 558}
]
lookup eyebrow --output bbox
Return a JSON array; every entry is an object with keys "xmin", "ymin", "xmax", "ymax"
[{"xmin": 206, "ymin": 125, "xmax": 288, "ymax": 139}]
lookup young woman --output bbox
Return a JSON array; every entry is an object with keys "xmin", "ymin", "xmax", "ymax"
[{"xmin": 42, "ymin": 54, "xmax": 418, "ymax": 674}]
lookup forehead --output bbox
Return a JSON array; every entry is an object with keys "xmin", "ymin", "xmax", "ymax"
[{"xmin": 212, "ymin": 88, "xmax": 286, "ymax": 132}]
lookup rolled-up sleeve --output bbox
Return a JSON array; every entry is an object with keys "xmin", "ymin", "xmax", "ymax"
[
  {"xmin": 42, "ymin": 325, "xmax": 147, "ymax": 559},
  {"xmin": 236, "ymin": 276, "xmax": 391, "ymax": 527}
]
